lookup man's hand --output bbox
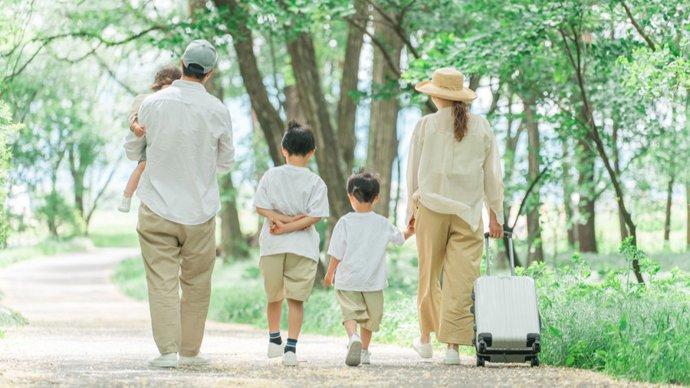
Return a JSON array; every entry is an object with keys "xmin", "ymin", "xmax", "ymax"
[
  {"xmin": 132, "ymin": 122, "xmax": 146, "ymax": 137},
  {"xmin": 488, "ymin": 212, "xmax": 504, "ymax": 239}
]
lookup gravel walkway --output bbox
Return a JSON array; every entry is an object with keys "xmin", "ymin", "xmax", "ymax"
[{"xmin": 0, "ymin": 248, "xmax": 645, "ymax": 387}]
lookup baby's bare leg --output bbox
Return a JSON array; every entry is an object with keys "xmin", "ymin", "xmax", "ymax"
[{"xmin": 123, "ymin": 161, "xmax": 146, "ymax": 197}]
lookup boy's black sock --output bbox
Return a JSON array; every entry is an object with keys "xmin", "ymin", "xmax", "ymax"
[
  {"xmin": 269, "ymin": 331, "xmax": 282, "ymax": 345},
  {"xmin": 285, "ymin": 338, "xmax": 297, "ymax": 354}
]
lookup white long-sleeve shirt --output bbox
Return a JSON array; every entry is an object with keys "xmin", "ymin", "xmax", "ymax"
[
  {"xmin": 406, "ymin": 107, "xmax": 504, "ymax": 231},
  {"xmin": 124, "ymin": 79, "xmax": 234, "ymax": 225}
]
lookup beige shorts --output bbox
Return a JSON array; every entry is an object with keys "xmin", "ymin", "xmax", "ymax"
[
  {"xmin": 259, "ymin": 253, "xmax": 317, "ymax": 302},
  {"xmin": 335, "ymin": 290, "xmax": 384, "ymax": 332}
]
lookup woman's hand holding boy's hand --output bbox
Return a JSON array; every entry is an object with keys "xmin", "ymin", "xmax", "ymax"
[{"xmin": 404, "ymin": 224, "xmax": 415, "ymax": 240}]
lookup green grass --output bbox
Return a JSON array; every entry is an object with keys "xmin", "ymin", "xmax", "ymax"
[
  {"xmin": 0, "ymin": 237, "xmax": 93, "ymax": 268},
  {"xmin": 113, "ymin": 240, "xmax": 690, "ymax": 385}
]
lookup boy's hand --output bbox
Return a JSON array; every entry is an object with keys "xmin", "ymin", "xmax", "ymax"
[
  {"xmin": 323, "ymin": 272, "xmax": 334, "ymax": 287},
  {"xmin": 270, "ymin": 219, "xmax": 288, "ymax": 235},
  {"xmin": 132, "ymin": 122, "xmax": 146, "ymax": 137},
  {"xmin": 404, "ymin": 226, "xmax": 415, "ymax": 240},
  {"xmin": 289, "ymin": 214, "xmax": 307, "ymax": 223}
]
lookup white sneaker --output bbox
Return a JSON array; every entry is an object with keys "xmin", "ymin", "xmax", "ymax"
[
  {"xmin": 361, "ymin": 349, "xmax": 371, "ymax": 365},
  {"xmin": 179, "ymin": 354, "xmax": 210, "ymax": 367},
  {"xmin": 444, "ymin": 348, "xmax": 461, "ymax": 365},
  {"xmin": 118, "ymin": 196, "xmax": 132, "ymax": 213},
  {"xmin": 345, "ymin": 333, "xmax": 362, "ymax": 366},
  {"xmin": 149, "ymin": 353, "xmax": 178, "ymax": 368},
  {"xmin": 413, "ymin": 338, "xmax": 433, "ymax": 359},
  {"xmin": 268, "ymin": 341, "xmax": 285, "ymax": 358},
  {"xmin": 282, "ymin": 350, "xmax": 298, "ymax": 366}
]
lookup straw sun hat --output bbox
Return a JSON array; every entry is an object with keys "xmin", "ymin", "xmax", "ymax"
[{"xmin": 415, "ymin": 67, "xmax": 476, "ymax": 103}]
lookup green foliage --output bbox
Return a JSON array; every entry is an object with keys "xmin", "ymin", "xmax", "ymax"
[
  {"xmin": 34, "ymin": 192, "xmax": 83, "ymax": 238},
  {"xmin": 525, "ymin": 254, "xmax": 690, "ymax": 384},
  {"xmin": 0, "ymin": 101, "xmax": 19, "ymax": 246}
]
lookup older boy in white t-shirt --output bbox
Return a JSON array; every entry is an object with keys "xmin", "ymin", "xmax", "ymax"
[
  {"xmin": 254, "ymin": 121, "xmax": 329, "ymax": 366},
  {"xmin": 324, "ymin": 171, "xmax": 414, "ymax": 366}
]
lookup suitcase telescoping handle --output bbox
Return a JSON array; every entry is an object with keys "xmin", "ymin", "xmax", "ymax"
[{"xmin": 483, "ymin": 230, "xmax": 516, "ymax": 276}]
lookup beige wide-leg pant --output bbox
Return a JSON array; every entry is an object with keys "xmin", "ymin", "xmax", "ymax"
[
  {"xmin": 137, "ymin": 204, "xmax": 216, "ymax": 357},
  {"xmin": 415, "ymin": 205, "xmax": 483, "ymax": 345}
]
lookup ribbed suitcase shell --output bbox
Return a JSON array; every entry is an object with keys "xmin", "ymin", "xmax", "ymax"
[{"xmin": 472, "ymin": 233, "xmax": 541, "ymax": 366}]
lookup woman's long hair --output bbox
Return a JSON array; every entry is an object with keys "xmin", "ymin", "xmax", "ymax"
[{"xmin": 452, "ymin": 101, "xmax": 469, "ymax": 141}]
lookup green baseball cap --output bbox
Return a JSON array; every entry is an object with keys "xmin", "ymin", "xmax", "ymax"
[{"xmin": 182, "ymin": 39, "xmax": 217, "ymax": 75}]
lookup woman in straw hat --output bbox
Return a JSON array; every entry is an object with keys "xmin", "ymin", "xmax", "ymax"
[{"xmin": 406, "ymin": 67, "xmax": 504, "ymax": 365}]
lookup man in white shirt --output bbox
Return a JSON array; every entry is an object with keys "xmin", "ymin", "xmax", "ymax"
[{"xmin": 124, "ymin": 39, "xmax": 234, "ymax": 368}]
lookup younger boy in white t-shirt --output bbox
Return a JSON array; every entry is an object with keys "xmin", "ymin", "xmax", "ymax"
[
  {"xmin": 324, "ymin": 171, "xmax": 414, "ymax": 366},
  {"xmin": 254, "ymin": 121, "xmax": 330, "ymax": 366}
]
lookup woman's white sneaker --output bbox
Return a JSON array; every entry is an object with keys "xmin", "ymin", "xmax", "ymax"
[
  {"xmin": 444, "ymin": 348, "xmax": 461, "ymax": 365},
  {"xmin": 412, "ymin": 338, "xmax": 433, "ymax": 359},
  {"xmin": 283, "ymin": 351, "xmax": 298, "ymax": 366},
  {"xmin": 361, "ymin": 349, "xmax": 371, "ymax": 365},
  {"xmin": 345, "ymin": 334, "xmax": 362, "ymax": 366},
  {"xmin": 268, "ymin": 342, "xmax": 285, "ymax": 358},
  {"xmin": 148, "ymin": 353, "xmax": 178, "ymax": 368}
]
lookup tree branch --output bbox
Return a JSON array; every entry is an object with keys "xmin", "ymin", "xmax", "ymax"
[{"xmin": 619, "ymin": 0, "xmax": 657, "ymax": 51}]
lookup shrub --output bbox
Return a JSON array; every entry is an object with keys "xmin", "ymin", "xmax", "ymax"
[{"xmin": 525, "ymin": 242, "xmax": 690, "ymax": 384}]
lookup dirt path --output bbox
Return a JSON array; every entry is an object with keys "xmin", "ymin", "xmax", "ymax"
[{"xmin": 0, "ymin": 248, "xmax": 643, "ymax": 387}]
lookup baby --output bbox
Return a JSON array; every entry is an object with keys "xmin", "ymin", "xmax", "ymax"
[
  {"xmin": 324, "ymin": 170, "xmax": 414, "ymax": 366},
  {"xmin": 118, "ymin": 66, "xmax": 181, "ymax": 212}
]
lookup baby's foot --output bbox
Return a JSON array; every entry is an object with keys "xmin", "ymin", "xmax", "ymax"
[{"xmin": 118, "ymin": 196, "xmax": 132, "ymax": 213}]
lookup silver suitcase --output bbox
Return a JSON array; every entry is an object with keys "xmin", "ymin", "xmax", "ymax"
[{"xmin": 472, "ymin": 231, "xmax": 541, "ymax": 367}]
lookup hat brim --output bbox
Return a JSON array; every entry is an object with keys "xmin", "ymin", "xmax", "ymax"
[{"xmin": 415, "ymin": 80, "xmax": 476, "ymax": 102}]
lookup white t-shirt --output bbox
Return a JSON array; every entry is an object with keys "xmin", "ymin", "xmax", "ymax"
[
  {"xmin": 327, "ymin": 212, "xmax": 405, "ymax": 291},
  {"xmin": 253, "ymin": 164, "xmax": 330, "ymax": 261}
]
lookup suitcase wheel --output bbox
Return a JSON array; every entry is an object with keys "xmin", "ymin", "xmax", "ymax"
[
  {"xmin": 530, "ymin": 356, "xmax": 540, "ymax": 367},
  {"xmin": 476, "ymin": 355, "xmax": 485, "ymax": 367}
]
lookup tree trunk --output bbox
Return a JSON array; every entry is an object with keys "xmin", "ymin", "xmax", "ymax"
[
  {"xmin": 286, "ymin": 32, "xmax": 350, "ymax": 219},
  {"xmin": 215, "ymin": 0, "xmax": 284, "ymax": 166},
  {"xmin": 284, "ymin": 85, "xmax": 306, "ymax": 123},
  {"xmin": 686, "ymin": 181, "xmax": 690, "ymax": 250},
  {"xmin": 611, "ymin": 124, "xmax": 629, "ymax": 241},
  {"xmin": 523, "ymin": 96, "xmax": 544, "ymax": 263},
  {"xmin": 576, "ymin": 138, "xmax": 597, "ymax": 253},
  {"xmin": 336, "ymin": 0, "xmax": 366, "ymax": 172},
  {"xmin": 365, "ymin": 8, "xmax": 403, "ymax": 218},
  {"xmin": 561, "ymin": 139, "xmax": 577, "ymax": 248},
  {"xmin": 192, "ymin": 0, "xmax": 248, "ymax": 260},
  {"xmin": 663, "ymin": 174, "xmax": 675, "ymax": 243}
]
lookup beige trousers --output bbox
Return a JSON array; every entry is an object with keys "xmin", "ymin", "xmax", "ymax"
[
  {"xmin": 415, "ymin": 205, "xmax": 483, "ymax": 345},
  {"xmin": 137, "ymin": 204, "xmax": 216, "ymax": 357}
]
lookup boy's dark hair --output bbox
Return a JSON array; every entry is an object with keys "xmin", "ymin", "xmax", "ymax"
[
  {"xmin": 347, "ymin": 170, "xmax": 381, "ymax": 203},
  {"xmin": 281, "ymin": 120, "xmax": 315, "ymax": 156},
  {"xmin": 151, "ymin": 65, "xmax": 182, "ymax": 91},
  {"xmin": 182, "ymin": 63, "xmax": 206, "ymax": 80}
]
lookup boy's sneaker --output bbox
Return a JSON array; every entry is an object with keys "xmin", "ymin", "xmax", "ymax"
[
  {"xmin": 118, "ymin": 196, "xmax": 132, "ymax": 213},
  {"xmin": 282, "ymin": 350, "xmax": 298, "ymax": 366},
  {"xmin": 148, "ymin": 353, "xmax": 178, "ymax": 368},
  {"xmin": 412, "ymin": 337, "xmax": 433, "ymax": 359},
  {"xmin": 268, "ymin": 341, "xmax": 285, "ymax": 358},
  {"xmin": 345, "ymin": 333, "xmax": 362, "ymax": 366},
  {"xmin": 361, "ymin": 349, "xmax": 371, "ymax": 365},
  {"xmin": 179, "ymin": 354, "xmax": 210, "ymax": 367},
  {"xmin": 444, "ymin": 348, "xmax": 461, "ymax": 365}
]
